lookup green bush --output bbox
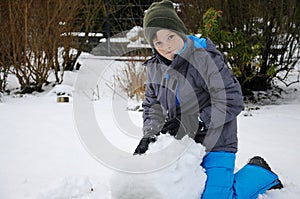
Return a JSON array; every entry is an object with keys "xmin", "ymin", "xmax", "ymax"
[{"xmin": 198, "ymin": 6, "xmax": 299, "ymax": 94}]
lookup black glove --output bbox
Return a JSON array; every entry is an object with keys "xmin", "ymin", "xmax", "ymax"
[
  {"xmin": 160, "ymin": 117, "xmax": 181, "ymax": 136},
  {"xmin": 133, "ymin": 136, "xmax": 157, "ymax": 155},
  {"xmin": 193, "ymin": 118, "xmax": 207, "ymax": 144}
]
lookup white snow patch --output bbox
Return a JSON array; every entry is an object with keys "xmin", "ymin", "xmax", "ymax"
[
  {"xmin": 37, "ymin": 176, "xmax": 93, "ymax": 199},
  {"xmin": 109, "ymin": 135, "xmax": 207, "ymax": 199}
]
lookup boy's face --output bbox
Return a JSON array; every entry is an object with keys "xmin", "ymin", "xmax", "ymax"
[{"xmin": 152, "ymin": 29, "xmax": 184, "ymax": 61}]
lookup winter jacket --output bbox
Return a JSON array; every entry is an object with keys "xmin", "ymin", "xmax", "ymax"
[{"xmin": 142, "ymin": 36, "xmax": 244, "ymax": 152}]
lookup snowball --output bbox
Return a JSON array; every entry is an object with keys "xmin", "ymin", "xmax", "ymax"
[{"xmin": 110, "ymin": 135, "xmax": 207, "ymax": 199}]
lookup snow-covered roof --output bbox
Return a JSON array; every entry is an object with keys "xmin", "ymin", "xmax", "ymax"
[{"xmin": 61, "ymin": 32, "xmax": 103, "ymax": 37}]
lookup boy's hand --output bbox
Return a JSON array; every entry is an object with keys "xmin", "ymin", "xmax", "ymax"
[
  {"xmin": 133, "ymin": 136, "xmax": 157, "ymax": 155},
  {"xmin": 160, "ymin": 117, "xmax": 181, "ymax": 136}
]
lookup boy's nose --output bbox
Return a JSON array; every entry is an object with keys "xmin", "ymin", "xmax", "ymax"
[{"xmin": 165, "ymin": 44, "xmax": 172, "ymax": 51}]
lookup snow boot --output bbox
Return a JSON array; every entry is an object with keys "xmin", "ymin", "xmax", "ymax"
[
  {"xmin": 248, "ymin": 156, "xmax": 283, "ymax": 190},
  {"xmin": 233, "ymin": 156, "xmax": 283, "ymax": 199}
]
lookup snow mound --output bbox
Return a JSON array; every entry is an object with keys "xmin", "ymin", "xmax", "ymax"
[
  {"xmin": 46, "ymin": 84, "xmax": 74, "ymax": 97},
  {"xmin": 37, "ymin": 176, "xmax": 93, "ymax": 199},
  {"xmin": 110, "ymin": 135, "xmax": 207, "ymax": 199},
  {"xmin": 126, "ymin": 26, "xmax": 143, "ymax": 41}
]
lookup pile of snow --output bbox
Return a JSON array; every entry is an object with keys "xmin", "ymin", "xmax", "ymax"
[
  {"xmin": 46, "ymin": 84, "xmax": 74, "ymax": 98},
  {"xmin": 126, "ymin": 26, "xmax": 143, "ymax": 41},
  {"xmin": 33, "ymin": 134, "xmax": 207, "ymax": 199},
  {"xmin": 110, "ymin": 135, "xmax": 207, "ymax": 199},
  {"xmin": 126, "ymin": 26, "xmax": 151, "ymax": 48}
]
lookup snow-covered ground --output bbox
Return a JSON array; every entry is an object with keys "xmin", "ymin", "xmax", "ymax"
[{"xmin": 1, "ymin": 55, "xmax": 300, "ymax": 199}]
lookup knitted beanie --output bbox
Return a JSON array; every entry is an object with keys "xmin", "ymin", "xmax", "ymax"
[{"xmin": 143, "ymin": 0, "xmax": 188, "ymax": 46}]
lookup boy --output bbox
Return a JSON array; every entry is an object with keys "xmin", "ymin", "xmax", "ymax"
[{"xmin": 134, "ymin": 1, "xmax": 283, "ymax": 198}]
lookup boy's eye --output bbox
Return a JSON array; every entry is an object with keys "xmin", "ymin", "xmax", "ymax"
[
  {"xmin": 154, "ymin": 41, "xmax": 162, "ymax": 47},
  {"xmin": 168, "ymin": 34, "xmax": 175, "ymax": 40}
]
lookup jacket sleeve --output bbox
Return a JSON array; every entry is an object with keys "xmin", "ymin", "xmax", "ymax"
[
  {"xmin": 142, "ymin": 67, "xmax": 165, "ymax": 135},
  {"xmin": 198, "ymin": 40, "xmax": 244, "ymax": 129}
]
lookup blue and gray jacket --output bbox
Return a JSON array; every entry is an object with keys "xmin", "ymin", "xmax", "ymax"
[{"xmin": 142, "ymin": 36, "xmax": 244, "ymax": 152}]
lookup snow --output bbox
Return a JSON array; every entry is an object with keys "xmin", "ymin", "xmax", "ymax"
[
  {"xmin": 126, "ymin": 26, "xmax": 151, "ymax": 49},
  {"xmin": 1, "ymin": 55, "xmax": 300, "ymax": 199},
  {"xmin": 38, "ymin": 176, "xmax": 93, "ymax": 199},
  {"xmin": 126, "ymin": 26, "xmax": 143, "ymax": 40},
  {"xmin": 110, "ymin": 135, "xmax": 206, "ymax": 199}
]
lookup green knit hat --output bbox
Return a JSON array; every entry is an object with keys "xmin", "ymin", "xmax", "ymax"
[{"xmin": 143, "ymin": 0, "xmax": 188, "ymax": 47}]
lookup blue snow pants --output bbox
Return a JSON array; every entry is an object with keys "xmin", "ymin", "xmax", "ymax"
[{"xmin": 201, "ymin": 151, "xmax": 281, "ymax": 199}]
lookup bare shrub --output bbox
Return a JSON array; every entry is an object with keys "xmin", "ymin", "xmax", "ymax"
[
  {"xmin": 114, "ymin": 60, "xmax": 146, "ymax": 101},
  {"xmin": 0, "ymin": 65, "xmax": 9, "ymax": 94},
  {"xmin": 0, "ymin": 0, "xmax": 106, "ymax": 93}
]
